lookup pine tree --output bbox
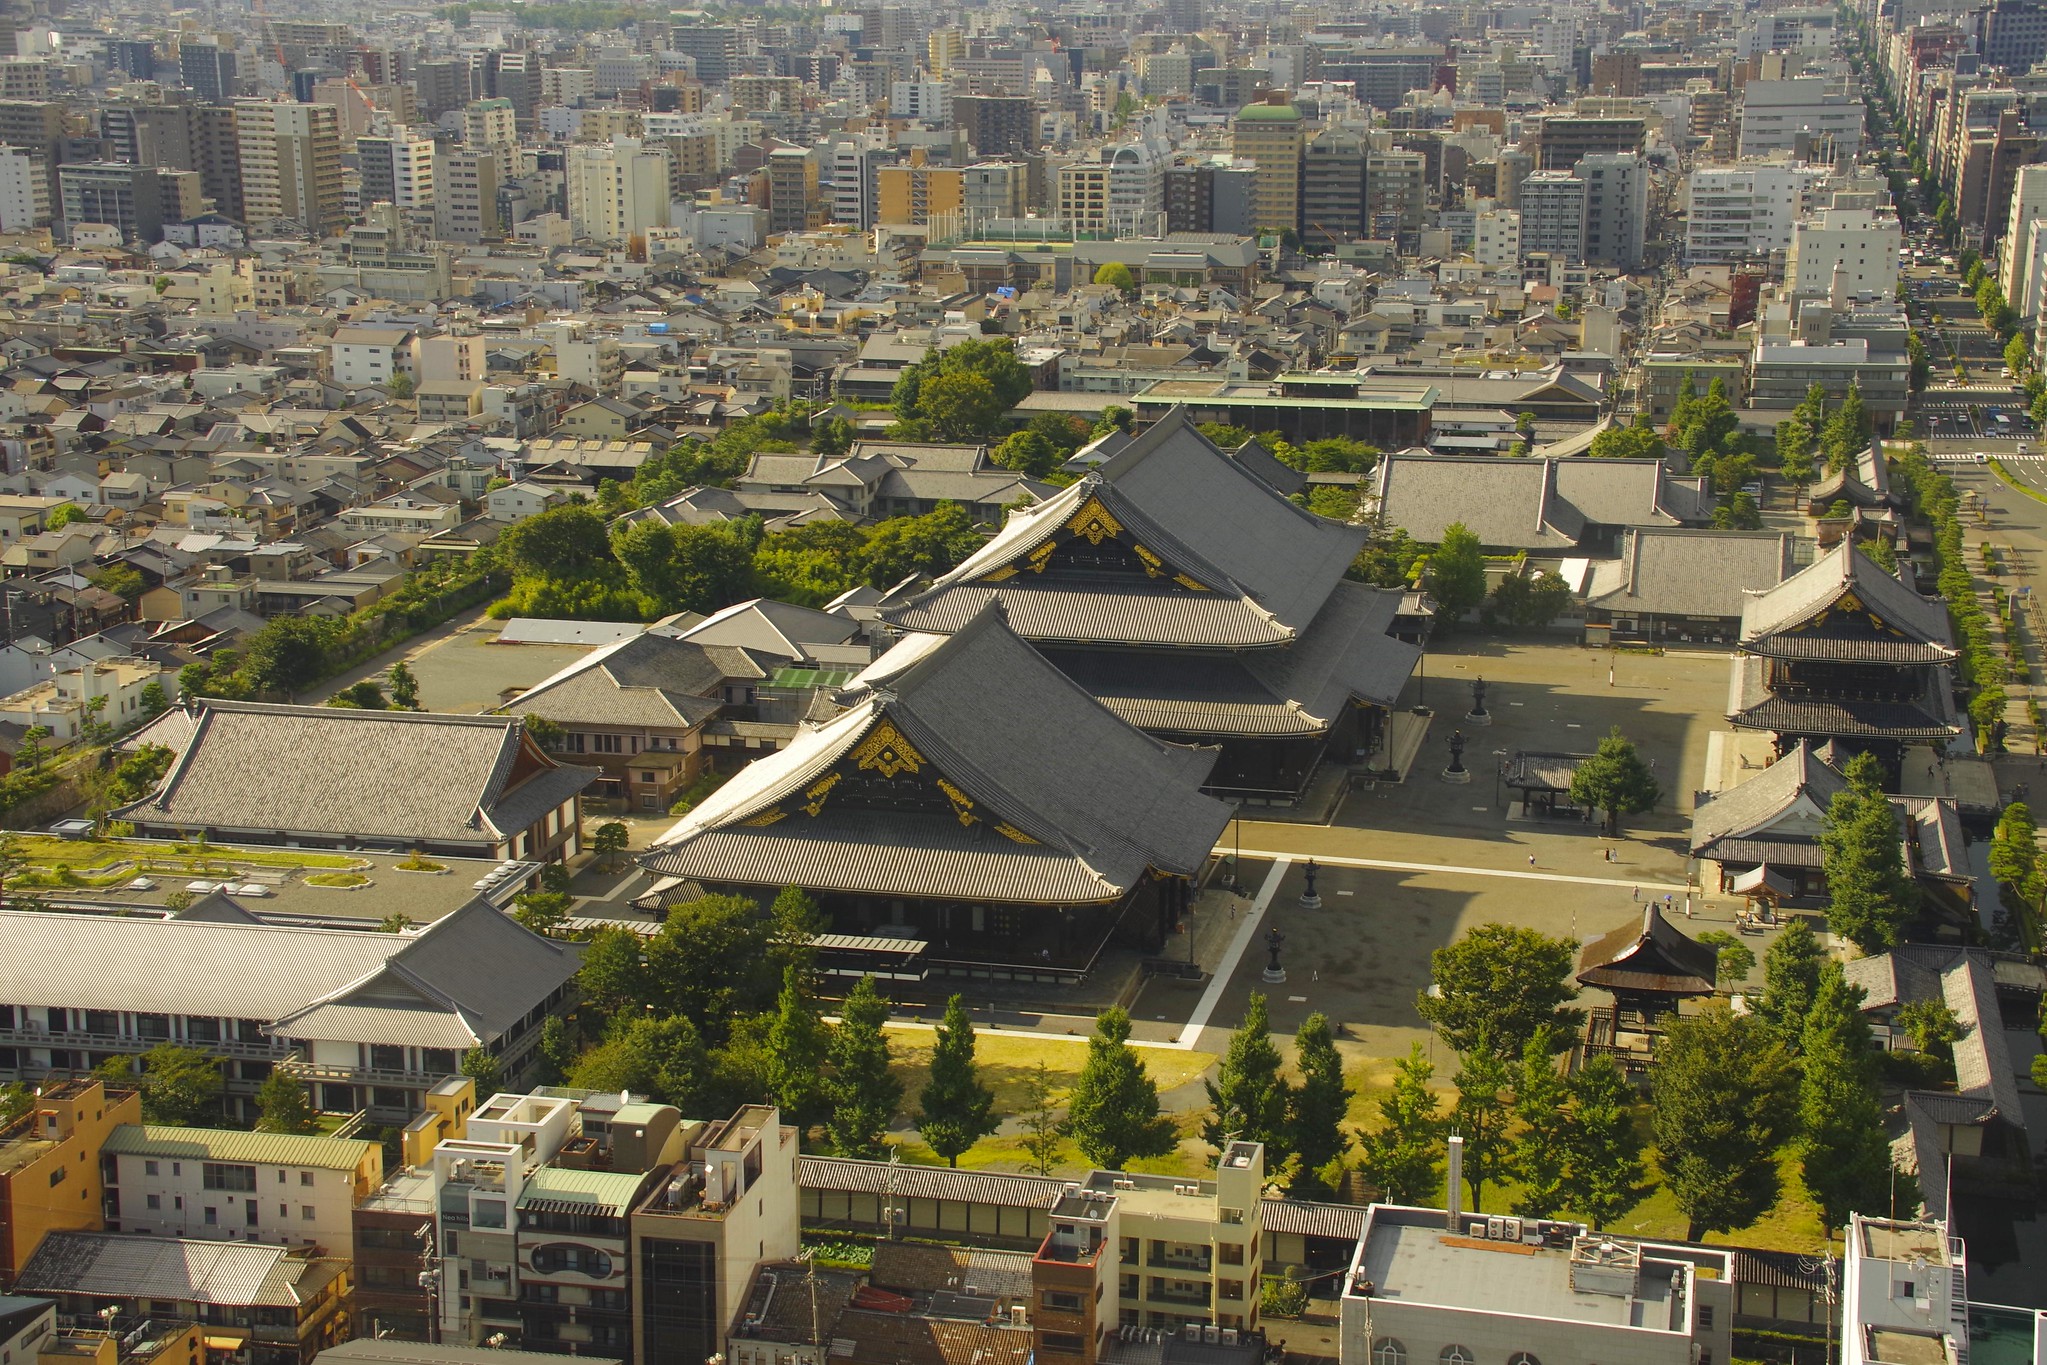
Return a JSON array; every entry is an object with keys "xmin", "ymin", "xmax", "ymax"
[
  {"xmin": 1356, "ymin": 1043, "xmax": 1443, "ymax": 1203},
  {"xmin": 1820, "ymin": 775, "xmax": 1917, "ymax": 953},
  {"xmin": 1756, "ymin": 916, "xmax": 1828, "ymax": 1048},
  {"xmin": 1450, "ymin": 1041, "xmax": 1514, "ymax": 1213},
  {"xmin": 1652, "ymin": 1006, "xmax": 1796, "ymax": 1242},
  {"xmin": 1567, "ymin": 727, "xmax": 1663, "ymax": 836},
  {"xmin": 1064, "ymin": 1007, "xmax": 1176, "ymax": 1170},
  {"xmin": 254, "ymin": 1071, "xmax": 317, "ymax": 1134},
  {"xmin": 1427, "ymin": 523, "xmax": 1488, "ymax": 626},
  {"xmin": 825, "ymin": 976, "xmax": 901, "ymax": 1159},
  {"xmin": 1287, "ymin": 1013, "xmax": 1352, "ymax": 1195},
  {"xmin": 1203, "ymin": 993, "xmax": 1292, "ymax": 1153},
  {"xmin": 765, "ymin": 966, "xmax": 829, "ymax": 1132},
  {"xmin": 1508, "ymin": 1026, "xmax": 1570, "ymax": 1219},
  {"xmin": 1798, "ymin": 963, "xmax": 1895, "ymax": 1230},
  {"xmin": 1019, "ymin": 1061, "xmax": 1065, "ymax": 1176},
  {"xmin": 1560, "ymin": 1055, "xmax": 1646, "ymax": 1230},
  {"xmin": 918, "ymin": 995, "xmax": 998, "ymax": 1167},
  {"xmin": 770, "ymin": 884, "xmax": 828, "ymax": 975}
]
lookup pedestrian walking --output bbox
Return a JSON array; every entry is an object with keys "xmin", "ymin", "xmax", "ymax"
[
  {"xmin": 1528, "ymin": 854, "xmax": 1537, "ymax": 868},
  {"xmin": 1631, "ymin": 886, "xmax": 1639, "ymax": 902}
]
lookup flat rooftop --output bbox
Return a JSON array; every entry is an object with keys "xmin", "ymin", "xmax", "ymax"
[
  {"xmin": 1859, "ymin": 1221, "xmax": 1953, "ymax": 1265},
  {"xmin": 1866, "ymin": 1328, "xmax": 1952, "ymax": 1365},
  {"xmin": 1354, "ymin": 1214, "xmax": 1683, "ymax": 1331}
]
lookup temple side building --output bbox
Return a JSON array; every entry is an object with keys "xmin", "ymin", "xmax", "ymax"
[
  {"xmin": 876, "ymin": 410, "xmax": 1421, "ymax": 803},
  {"xmin": 637, "ymin": 600, "xmax": 1234, "ymax": 984}
]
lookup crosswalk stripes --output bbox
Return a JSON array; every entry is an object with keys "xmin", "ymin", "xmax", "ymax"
[{"xmin": 1924, "ymin": 451, "xmax": 2047, "ymax": 462}]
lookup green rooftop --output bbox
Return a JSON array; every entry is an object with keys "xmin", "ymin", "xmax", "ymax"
[
  {"xmin": 517, "ymin": 1165, "xmax": 652, "ymax": 1215},
  {"xmin": 101, "ymin": 1124, "xmax": 374, "ymax": 1170}
]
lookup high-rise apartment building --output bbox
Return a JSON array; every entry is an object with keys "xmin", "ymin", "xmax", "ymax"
[
  {"xmin": 565, "ymin": 138, "xmax": 671, "ymax": 243},
  {"xmin": 1685, "ymin": 163, "xmax": 1831, "ymax": 265},
  {"xmin": 1056, "ymin": 135, "xmax": 1168, "ymax": 235},
  {"xmin": 357, "ymin": 128, "xmax": 435, "ymax": 210},
  {"xmin": 825, "ymin": 135, "xmax": 885, "ymax": 228},
  {"xmin": 1575, "ymin": 151, "xmax": 1648, "ymax": 269},
  {"xmin": 234, "ymin": 99, "xmax": 344, "ymax": 235},
  {"xmin": 0, "ymin": 143, "xmax": 45, "ymax": 228},
  {"xmin": 671, "ymin": 24, "xmax": 738, "ymax": 84},
  {"xmin": 954, "ymin": 95, "xmax": 1037, "ymax": 157},
  {"xmin": 766, "ymin": 146, "xmax": 819, "ymax": 233},
  {"xmin": 1785, "ymin": 206, "xmax": 1903, "ymax": 298},
  {"xmin": 1974, "ymin": 0, "xmax": 2047, "ymax": 72},
  {"xmin": 463, "ymin": 98, "xmax": 518, "ymax": 155},
  {"xmin": 962, "ymin": 161, "xmax": 1028, "ymax": 224},
  {"xmin": 1231, "ymin": 98, "xmax": 1303, "ymax": 234},
  {"xmin": 1519, "ymin": 170, "xmax": 1588, "ymax": 262},
  {"xmin": 191, "ymin": 104, "xmax": 243, "ymax": 222},
  {"xmin": 1366, "ymin": 146, "xmax": 1427, "ymax": 234},
  {"xmin": 877, "ymin": 158, "xmax": 963, "ymax": 226},
  {"xmin": 1473, "ymin": 207, "xmax": 1520, "ymax": 267},
  {"xmin": 890, "ymin": 75, "xmax": 951, "ymax": 122},
  {"xmin": 58, "ymin": 161, "xmax": 168, "ymax": 242},
  {"xmin": 179, "ymin": 41, "xmax": 238, "ymax": 103},
  {"xmin": 1302, "ymin": 125, "xmax": 1367, "ymax": 247},
  {"xmin": 434, "ymin": 146, "xmax": 502, "ymax": 242}
]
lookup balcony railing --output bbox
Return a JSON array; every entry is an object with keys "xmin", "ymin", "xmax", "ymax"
[
  {"xmin": 276, "ymin": 1052, "xmax": 438, "ymax": 1086},
  {"xmin": 0, "ymin": 1024, "xmax": 284, "ymax": 1060}
]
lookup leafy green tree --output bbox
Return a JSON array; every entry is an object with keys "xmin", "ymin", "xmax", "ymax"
[
  {"xmin": 1509, "ymin": 1026, "xmax": 1571, "ymax": 1218},
  {"xmin": 858, "ymin": 503, "xmax": 985, "ymax": 588},
  {"xmin": 569, "ymin": 1015, "xmax": 710, "ymax": 1110},
  {"xmin": 1483, "ymin": 570, "xmax": 1574, "ymax": 630},
  {"xmin": 1560, "ymin": 1054, "xmax": 1646, "ymax": 1229},
  {"xmin": 592, "ymin": 821, "xmax": 630, "ymax": 871},
  {"xmin": 46, "ymin": 502, "xmax": 81, "ymax": 529},
  {"xmin": 1895, "ymin": 998, "xmax": 1964, "ymax": 1059},
  {"xmin": 460, "ymin": 1047, "xmax": 502, "ymax": 1095},
  {"xmin": 535, "ymin": 1015, "xmax": 577, "ymax": 1086},
  {"xmin": 1755, "ymin": 917, "xmax": 1828, "ymax": 1047},
  {"xmin": 0, "ymin": 1081, "xmax": 28, "ymax": 1126},
  {"xmin": 499, "ymin": 503, "xmax": 615, "ymax": 580},
  {"xmin": 891, "ymin": 339, "xmax": 1035, "ymax": 425},
  {"xmin": 1064, "ymin": 1006, "xmax": 1176, "ymax": 1170},
  {"xmin": 642, "ymin": 894, "xmax": 779, "ymax": 1036},
  {"xmin": 387, "ymin": 662, "xmax": 420, "ymax": 710},
  {"xmin": 1287, "ymin": 1012, "xmax": 1351, "ymax": 1195},
  {"xmin": 512, "ymin": 889, "xmax": 572, "ymax": 936},
  {"xmin": 1820, "ymin": 762, "xmax": 1917, "ymax": 953},
  {"xmin": 1798, "ymin": 963, "xmax": 1894, "ymax": 1230},
  {"xmin": 1449, "ymin": 1040, "xmax": 1513, "ymax": 1212},
  {"xmin": 1203, "ymin": 992, "xmax": 1291, "ymax": 1153},
  {"xmin": 577, "ymin": 924, "xmax": 648, "ymax": 1020},
  {"xmin": 919, "ymin": 372, "xmax": 1007, "ymax": 440},
  {"xmin": 1416, "ymin": 923, "xmax": 1583, "ymax": 1061},
  {"xmin": 2006, "ymin": 333, "xmax": 2032, "ymax": 376},
  {"xmin": 992, "ymin": 429, "xmax": 1061, "ymax": 479},
  {"xmin": 254, "ymin": 1071, "xmax": 318, "ymax": 1133},
  {"xmin": 1693, "ymin": 930, "xmax": 1756, "ymax": 992},
  {"xmin": 1569, "ymin": 727, "xmax": 1663, "ymax": 836},
  {"xmin": 1351, "ymin": 525, "xmax": 1427, "ymax": 589},
  {"xmin": 1093, "ymin": 261, "xmax": 1138, "ymax": 292},
  {"xmin": 825, "ymin": 975, "xmax": 901, "ymax": 1159},
  {"xmin": 613, "ymin": 519, "xmax": 754, "ymax": 616},
  {"xmin": 1989, "ymin": 801, "xmax": 2042, "ymax": 908},
  {"xmin": 1651, "ymin": 1006, "xmax": 1796, "ymax": 1242},
  {"xmin": 1426, "ymin": 522, "xmax": 1488, "ymax": 626},
  {"xmin": 138, "ymin": 680, "xmax": 168, "ymax": 719},
  {"xmin": 765, "ymin": 965, "xmax": 829, "ymax": 1132},
  {"xmin": 124, "ymin": 1044, "xmax": 223, "ymax": 1125},
  {"xmin": 814, "ymin": 416, "xmax": 856, "ymax": 456},
  {"xmin": 388, "ymin": 373, "xmax": 415, "ymax": 399},
  {"xmin": 92, "ymin": 564, "xmax": 146, "ymax": 601},
  {"xmin": 239, "ymin": 617, "xmax": 340, "ymax": 696},
  {"xmin": 1588, "ymin": 424, "xmax": 1665, "ymax": 460},
  {"xmin": 1776, "ymin": 417, "xmax": 1817, "ymax": 482},
  {"xmin": 1355, "ymin": 1042, "xmax": 1443, "ymax": 1202},
  {"xmin": 327, "ymin": 680, "xmax": 389, "ymax": 709},
  {"xmin": 769, "ymin": 883, "xmax": 828, "ymax": 976},
  {"xmin": 106, "ymin": 743, "xmax": 175, "ymax": 803},
  {"xmin": 1019, "ymin": 1061, "xmax": 1065, "ymax": 1175},
  {"xmin": 918, "ymin": 995, "xmax": 998, "ymax": 1166}
]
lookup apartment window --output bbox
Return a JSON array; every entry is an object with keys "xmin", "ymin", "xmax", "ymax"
[
  {"xmin": 1041, "ymin": 1291, "xmax": 1083, "ymax": 1312},
  {"xmin": 300, "ymin": 1171, "xmax": 315, "ymax": 1186},
  {"xmin": 173, "ymin": 1197, "xmax": 182, "ymax": 1210},
  {"xmin": 1373, "ymin": 1340, "xmax": 1406, "ymax": 1365},
  {"xmin": 48, "ymin": 1167, "xmax": 65, "ymax": 1187},
  {"xmin": 280, "ymin": 1204, "xmax": 289, "ymax": 1217},
  {"xmin": 593, "ymin": 734, "xmax": 623, "ymax": 754},
  {"xmin": 146, "ymin": 1194, "xmax": 161, "ymax": 1211},
  {"xmin": 1219, "ymin": 1243, "xmax": 1244, "ymax": 1265},
  {"xmin": 204, "ymin": 1163, "xmax": 257, "ymax": 1191},
  {"xmin": 302, "ymin": 1206, "xmax": 316, "ymax": 1221},
  {"xmin": 203, "ymin": 1207, "xmax": 217, "ymax": 1225},
  {"xmin": 1699, "ymin": 1307, "xmax": 1714, "ymax": 1329},
  {"xmin": 1220, "ymin": 1207, "xmax": 1243, "ymax": 1225},
  {"xmin": 1440, "ymin": 1348, "xmax": 1474, "ymax": 1365},
  {"xmin": 144, "ymin": 1161, "xmax": 159, "ymax": 1176},
  {"xmin": 1218, "ymin": 1280, "xmax": 1243, "ymax": 1301}
]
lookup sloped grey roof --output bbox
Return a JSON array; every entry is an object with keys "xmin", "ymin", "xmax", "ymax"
[
  {"xmin": 1587, "ymin": 529, "xmax": 1796, "ymax": 621},
  {"xmin": 0, "ymin": 900, "xmax": 578, "ymax": 1047},
  {"xmin": 16, "ymin": 1233, "xmax": 344, "ymax": 1308},
  {"xmin": 1690, "ymin": 741, "xmax": 1846, "ymax": 854},
  {"xmin": 1372, "ymin": 455, "xmax": 1582, "ymax": 550},
  {"xmin": 512, "ymin": 631, "xmax": 755, "ymax": 729},
  {"xmin": 641, "ymin": 602, "xmax": 1233, "ymax": 903},
  {"xmin": 120, "ymin": 703, "xmax": 593, "ymax": 844},
  {"xmin": 1726, "ymin": 653, "xmax": 1961, "ymax": 739},
  {"xmin": 881, "ymin": 412, "xmax": 1366, "ymax": 647},
  {"xmin": 1846, "ymin": 947, "xmax": 2026, "ymax": 1135},
  {"xmin": 1552, "ymin": 459, "xmax": 1712, "ymax": 528},
  {"xmin": 678, "ymin": 597, "xmax": 858, "ymax": 662},
  {"xmin": 1739, "ymin": 541, "xmax": 1956, "ymax": 660}
]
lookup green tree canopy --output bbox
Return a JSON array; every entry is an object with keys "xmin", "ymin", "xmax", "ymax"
[
  {"xmin": 569, "ymin": 1014, "xmax": 711, "ymax": 1111},
  {"xmin": 1202, "ymin": 992, "xmax": 1291, "ymax": 1154},
  {"xmin": 1449, "ymin": 1039, "xmax": 1514, "ymax": 1212},
  {"xmin": 1093, "ymin": 261, "xmax": 1138, "ymax": 292},
  {"xmin": 917, "ymin": 995, "xmax": 998, "ymax": 1166},
  {"xmin": 254, "ymin": 1071, "xmax": 318, "ymax": 1134},
  {"xmin": 764, "ymin": 965, "xmax": 830, "ymax": 1132},
  {"xmin": 1820, "ymin": 763, "xmax": 1917, "ymax": 953},
  {"xmin": 104, "ymin": 1044, "xmax": 223, "ymax": 1126},
  {"xmin": 1588, "ymin": 424, "xmax": 1665, "ymax": 460},
  {"xmin": 1416, "ymin": 923, "xmax": 1583, "ymax": 1061},
  {"xmin": 1559, "ymin": 1054, "xmax": 1647, "ymax": 1229},
  {"xmin": 1427, "ymin": 522, "xmax": 1488, "ymax": 626},
  {"xmin": 1509, "ymin": 1025, "xmax": 1571, "ymax": 1219},
  {"xmin": 1651, "ymin": 1006, "xmax": 1796, "ymax": 1242},
  {"xmin": 500, "ymin": 503, "xmax": 615, "ymax": 580},
  {"xmin": 1064, "ymin": 1006, "xmax": 1176, "ymax": 1170},
  {"xmin": 1568, "ymin": 727, "xmax": 1662, "ymax": 836},
  {"xmin": 826, "ymin": 975, "xmax": 902, "ymax": 1158},
  {"xmin": 1287, "ymin": 1012, "xmax": 1351, "ymax": 1196},
  {"xmin": 1356, "ymin": 1042, "xmax": 1443, "ymax": 1203},
  {"xmin": 640, "ymin": 894, "xmax": 781, "ymax": 1037},
  {"xmin": 1797, "ymin": 963, "xmax": 1895, "ymax": 1230},
  {"xmin": 1755, "ymin": 916, "xmax": 1828, "ymax": 1047},
  {"xmin": 919, "ymin": 371, "xmax": 1007, "ymax": 440}
]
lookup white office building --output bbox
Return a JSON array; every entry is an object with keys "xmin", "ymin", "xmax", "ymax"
[
  {"xmin": 0, "ymin": 143, "xmax": 45, "ymax": 229},
  {"xmin": 1576, "ymin": 152, "xmax": 1649, "ymax": 270},
  {"xmin": 1786, "ymin": 206, "xmax": 1902, "ymax": 298},
  {"xmin": 565, "ymin": 137, "xmax": 672, "ymax": 244},
  {"xmin": 1519, "ymin": 171, "xmax": 1587, "ymax": 263},
  {"xmin": 2001, "ymin": 163, "xmax": 2047, "ymax": 310},
  {"xmin": 1738, "ymin": 78, "xmax": 1864, "ymax": 162},
  {"xmin": 889, "ymin": 75, "xmax": 951, "ymax": 123},
  {"xmin": 1473, "ymin": 207, "xmax": 1520, "ymax": 268},
  {"xmin": 1685, "ymin": 162, "xmax": 1832, "ymax": 264}
]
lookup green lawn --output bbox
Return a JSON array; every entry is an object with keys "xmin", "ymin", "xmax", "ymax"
[{"xmin": 8, "ymin": 835, "xmax": 361, "ymax": 873}]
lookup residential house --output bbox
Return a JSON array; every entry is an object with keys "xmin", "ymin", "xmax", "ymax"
[
  {"xmin": 556, "ymin": 397, "xmax": 647, "ymax": 439},
  {"xmin": 484, "ymin": 481, "xmax": 567, "ymax": 523},
  {"xmin": 0, "ymin": 1078, "xmax": 142, "ymax": 1286},
  {"xmin": 102, "ymin": 1125, "xmax": 382, "ymax": 1262}
]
